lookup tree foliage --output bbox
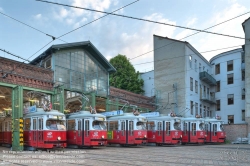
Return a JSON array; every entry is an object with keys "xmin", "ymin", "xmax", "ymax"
[{"xmin": 109, "ymin": 54, "xmax": 144, "ymax": 94}]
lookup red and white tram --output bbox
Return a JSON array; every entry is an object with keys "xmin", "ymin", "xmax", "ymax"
[
  {"xmin": 0, "ymin": 108, "xmax": 67, "ymax": 150},
  {"xmin": 146, "ymin": 114, "xmax": 182, "ymax": 145},
  {"xmin": 105, "ymin": 111, "xmax": 147, "ymax": 146},
  {"xmin": 181, "ymin": 117, "xmax": 206, "ymax": 144},
  {"xmin": 23, "ymin": 108, "xmax": 67, "ymax": 150},
  {"xmin": 0, "ymin": 117, "xmax": 12, "ymax": 146},
  {"xmin": 204, "ymin": 117, "xmax": 226, "ymax": 143},
  {"xmin": 66, "ymin": 111, "xmax": 107, "ymax": 148}
]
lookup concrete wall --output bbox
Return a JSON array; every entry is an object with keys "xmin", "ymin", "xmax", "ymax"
[
  {"xmin": 243, "ymin": 18, "xmax": 250, "ymax": 135},
  {"xmin": 140, "ymin": 71, "xmax": 154, "ymax": 97},
  {"xmin": 154, "ymin": 35, "xmax": 186, "ymax": 115},
  {"xmin": 223, "ymin": 124, "xmax": 248, "ymax": 142}
]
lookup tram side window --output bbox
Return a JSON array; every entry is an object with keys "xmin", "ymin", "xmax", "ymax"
[
  {"xmin": 157, "ymin": 122, "xmax": 162, "ymax": 135},
  {"xmin": 5, "ymin": 122, "xmax": 7, "ymax": 131},
  {"xmin": 9, "ymin": 121, "xmax": 11, "ymax": 131},
  {"xmin": 39, "ymin": 119, "xmax": 43, "ymax": 130},
  {"xmin": 213, "ymin": 124, "xmax": 217, "ymax": 136},
  {"xmin": 67, "ymin": 120, "xmax": 75, "ymax": 130},
  {"xmin": 85, "ymin": 120, "xmax": 89, "ymax": 136},
  {"xmin": 166, "ymin": 122, "xmax": 170, "ymax": 135},
  {"xmin": 24, "ymin": 118, "xmax": 31, "ymax": 131},
  {"xmin": 108, "ymin": 121, "xmax": 118, "ymax": 130},
  {"xmin": 121, "ymin": 121, "xmax": 125, "ymax": 136},
  {"xmin": 78, "ymin": 120, "xmax": 81, "ymax": 131},
  {"xmin": 183, "ymin": 123, "xmax": 187, "ymax": 135},
  {"xmin": 33, "ymin": 119, "xmax": 37, "ymax": 130},
  {"xmin": 0, "ymin": 122, "xmax": 2, "ymax": 132},
  {"xmin": 192, "ymin": 123, "xmax": 196, "ymax": 136},
  {"xmin": 129, "ymin": 121, "xmax": 134, "ymax": 136},
  {"xmin": 205, "ymin": 124, "xmax": 208, "ymax": 135},
  {"xmin": 147, "ymin": 121, "xmax": 155, "ymax": 130}
]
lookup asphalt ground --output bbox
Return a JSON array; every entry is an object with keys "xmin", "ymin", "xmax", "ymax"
[{"xmin": 0, "ymin": 144, "xmax": 250, "ymax": 166}]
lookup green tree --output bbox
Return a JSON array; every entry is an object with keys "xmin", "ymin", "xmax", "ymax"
[{"xmin": 109, "ymin": 54, "xmax": 144, "ymax": 94}]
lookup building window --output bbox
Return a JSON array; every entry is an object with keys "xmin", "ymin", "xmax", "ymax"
[
  {"xmin": 242, "ymin": 52, "xmax": 245, "ymax": 63},
  {"xmin": 190, "ymin": 101, "xmax": 193, "ymax": 115},
  {"xmin": 242, "ymin": 88, "xmax": 245, "ymax": 100},
  {"xmin": 242, "ymin": 70, "xmax": 245, "ymax": 81},
  {"xmin": 199, "ymin": 63, "xmax": 201, "ymax": 72},
  {"xmin": 189, "ymin": 55, "xmax": 192, "ymax": 68},
  {"xmin": 242, "ymin": 110, "xmax": 245, "ymax": 121},
  {"xmin": 227, "ymin": 94, "xmax": 234, "ymax": 105},
  {"xmin": 195, "ymin": 59, "xmax": 197, "ymax": 71},
  {"xmin": 203, "ymin": 66, "xmax": 205, "ymax": 71},
  {"xmin": 215, "ymin": 64, "xmax": 220, "ymax": 74},
  {"xmin": 195, "ymin": 80, "xmax": 198, "ymax": 93},
  {"xmin": 227, "ymin": 73, "xmax": 233, "ymax": 84},
  {"xmin": 204, "ymin": 106, "xmax": 206, "ymax": 117},
  {"xmin": 227, "ymin": 60, "xmax": 233, "ymax": 71},
  {"xmin": 44, "ymin": 58, "xmax": 51, "ymax": 69},
  {"xmin": 216, "ymin": 81, "xmax": 220, "ymax": 92},
  {"xmin": 195, "ymin": 103, "xmax": 198, "ymax": 115},
  {"xmin": 190, "ymin": 77, "xmax": 193, "ymax": 91},
  {"xmin": 207, "ymin": 107, "xmax": 210, "ymax": 117},
  {"xmin": 228, "ymin": 115, "xmax": 234, "ymax": 124},
  {"xmin": 216, "ymin": 100, "xmax": 220, "ymax": 111},
  {"xmin": 200, "ymin": 104, "xmax": 202, "ymax": 116}
]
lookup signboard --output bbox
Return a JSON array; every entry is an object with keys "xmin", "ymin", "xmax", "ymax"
[
  {"xmin": 94, "ymin": 117, "xmax": 105, "ymax": 121},
  {"xmin": 107, "ymin": 131, "xmax": 113, "ymax": 140},
  {"xmin": 140, "ymin": 112, "xmax": 160, "ymax": 117},
  {"xmin": 100, "ymin": 110, "xmax": 124, "ymax": 117},
  {"xmin": 23, "ymin": 105, "xmax": 37, "ymax": 114}
]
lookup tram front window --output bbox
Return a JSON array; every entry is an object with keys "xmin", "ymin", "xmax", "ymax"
[
  {"xmin": 136, "ymin": 122, "xmax": 146, "ymax": 130},
  {"xmin": 199, "ymin": 123, "xmax": 205, "ymax": 130},
  {"xmin": 92, "ymin": 121, "xmax": 106, "ymax": 130},
  {"xmin": 174, "ymin": 122, "xmax": 181, "ymax": 130},
  {"xmin": 220, "ymin": 124, "xmax": 224, "ymax": 131},
  {"xmin": 46, "ymin": 120, "xmax": 66, "ymax": 130}
]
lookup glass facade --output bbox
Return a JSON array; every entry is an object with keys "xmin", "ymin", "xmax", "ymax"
[{"xmin": 54, "ymin": 49, "xmax": 108, "ymax": 97}]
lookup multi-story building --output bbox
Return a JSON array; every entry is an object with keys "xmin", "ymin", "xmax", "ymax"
[
  {"xmin": 142, "ymin": 17, "xmax": 250, "ymax": 127},
  {"xmin": 210, "ymin": 48, "xmax": 245, "ymax": 124}
]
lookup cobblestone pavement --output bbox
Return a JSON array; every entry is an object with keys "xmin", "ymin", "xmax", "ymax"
[{"xmin": 0, "ymin": 144, "xmax": 250, "ymax": 166}]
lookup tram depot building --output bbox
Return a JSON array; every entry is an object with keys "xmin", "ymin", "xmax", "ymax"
[
  {"xmin": 0, "ymin": 41, "xmax": 155, "ymax": 151},
  {"xmin": 1, "ymin": 18, "xmax": 250, "ymax": 150}
]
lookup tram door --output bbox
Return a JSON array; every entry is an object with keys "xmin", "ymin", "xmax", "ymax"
[
  {"xmin": 76, "ymin": 119, "xmax": 82, "ymax": 145},
  {"xmin": 190, "ymin": 122, "xmax": 197, "ymax": 142},
  {"xmin": 125, "ymin": 120, "xmax": 134, "ymax": 144},
  {"xmin": 156, "ymin": 121, "xmax": 162, "ymax": 143},
  {"xmin": 32, "ymin": 117, "xmax": 38, "ymax": 147},
  {"xmin": 212, "ymin": 124, "xmax": 217, "ymax": 142},
  {"xmin": 84, "ymin": 119, "xmax": 90, "ymax": 145},
  {"xmin": 120, "ymin": 120, "xmax": 126, "ymax": 144},
  {"xmin": 37, "ymin": 118, "xmax": 44, "ymax": 147},
  {"xmin": 165, "ymin": 121, "xmax": 171, "ymax": 143}
]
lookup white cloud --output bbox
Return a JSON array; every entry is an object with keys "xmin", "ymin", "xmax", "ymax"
[
  {"xmin": 187, "ymin": 18, "xmax": 197, "ymax": 27},
  {"xmin": 193, "ymin": 3, "xmax": 249, "ymax": 61},
  {"xmin": 107, "ymin": 13, "xmax": 176, "ymax": 72},
  {"xmin": 0, "ymin": 7, "xmax": 3, "ymax": 12},
  {"xmin": 34, "ymin": 14, "xmax": 42, "ymax": 20}
]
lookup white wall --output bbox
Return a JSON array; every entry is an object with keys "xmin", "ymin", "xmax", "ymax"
[{"xmin": 210, "ymin": 49, "xmax": 245, "ymax": 124}]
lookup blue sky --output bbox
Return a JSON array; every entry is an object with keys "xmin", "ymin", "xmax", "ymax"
[{"xmin": 0, "ymin": 0, "xmax": 250, "ymax": 72}]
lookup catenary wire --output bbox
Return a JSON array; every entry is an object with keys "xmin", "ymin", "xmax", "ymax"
[
  {"xmin": 36, "ymin": 0, "xmax": 248, "ymax": 41},
  {"xmin": 0, "ymin": 49, "xmax": 30, "ymax": 62},
  {"xmin": 28, "ymin": 0, "xmax": 140, "ymax": 61},
  {"xmin": 130, "ymin": 11, "xmax": 250, "ymax": 60},
  {"xmin": 0, "ymin": 11, "xmax": 67, "ymax": 43}
]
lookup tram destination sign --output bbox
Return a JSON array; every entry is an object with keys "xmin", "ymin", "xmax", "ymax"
[
  {"xmin": 23, "ymin": 105, "xmax": 37, "ymax": 114},
  {"xmin": 100, "ymin": 110, "xmax": 124, "ymax": 117},
  {"xmin": 140, "ymin": 112, "xmax": 160, "ymax": 117}
]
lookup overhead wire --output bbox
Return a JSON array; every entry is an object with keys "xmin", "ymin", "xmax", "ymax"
[
  {"xmin": 132, "ymin": 44, "xmax": 245, "ymax": 66},
  {"xmin": 0, "ymin": 11, "xmax": 67, "ymax": 43},
  {"xmin": 29, "ymin": 0, "xmax": 140, "ymax": 61},
  {"xmin": 36, "ymin": 0, "xmax": 248, "ymax": 41}
]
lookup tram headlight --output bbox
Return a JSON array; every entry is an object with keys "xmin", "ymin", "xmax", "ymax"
[
  {"xmin": 180, "ymin": 135, "xmax": 182, "ymax": 138},
  {"xmin": 58, "ymin": 136, "xmax": 61, "ymax": 141},
  {"xmin": 144, "ymin": 135, "xmax": 147, "ymax": 138},
  {"xmin": 205, "ymin": 135, "xmax": 207, "ymax": 138},
  {"xmin": 102, "ymin": 135, "xmax": 104, "ymax": 139}
]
